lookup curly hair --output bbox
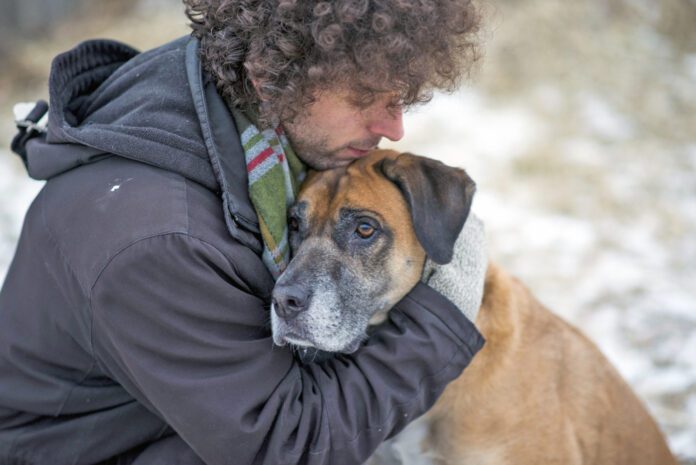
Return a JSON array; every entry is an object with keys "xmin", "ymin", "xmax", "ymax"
[{"xmin": 183, "ymin": 0, "xmax": 481, "ymax": 126}]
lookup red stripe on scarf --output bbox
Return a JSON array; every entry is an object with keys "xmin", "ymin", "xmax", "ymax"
[{"xmin": 247, "ymin": 147, "xmax": 275, "ymax": 173}]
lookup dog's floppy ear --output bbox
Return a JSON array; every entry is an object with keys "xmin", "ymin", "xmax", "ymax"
[{"xmin": 380, "ymin": 153, "xmax": 476, "ymax": 264}]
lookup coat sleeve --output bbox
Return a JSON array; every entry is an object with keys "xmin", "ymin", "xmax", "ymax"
[{"xmin": 90, "ymin": 232, "xmax": 484, "ymax": 465}]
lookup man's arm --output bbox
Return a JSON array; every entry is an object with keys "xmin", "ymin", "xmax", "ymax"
[{"xmin": 90, "ymin": 232, "xmax": 484, "ymax": 465}]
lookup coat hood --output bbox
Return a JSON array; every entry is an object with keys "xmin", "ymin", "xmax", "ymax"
[{"xmin": 18, "ymin": 36, "xmax": 262, "ymax": 251}]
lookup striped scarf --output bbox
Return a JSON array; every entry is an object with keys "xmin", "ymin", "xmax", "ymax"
[{"xmin": 232, "ymin": 109, "xmax": 306, "ymax": 279}]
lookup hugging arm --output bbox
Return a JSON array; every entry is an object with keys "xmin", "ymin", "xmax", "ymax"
[{"xmin": 91, "ymin": 233, "xmax": 484, "ymax": 465}]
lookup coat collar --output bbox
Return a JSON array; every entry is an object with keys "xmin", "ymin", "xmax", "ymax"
[{"xmin": 185, "ymin": 37, "xmax": 262, "ymax": 253}]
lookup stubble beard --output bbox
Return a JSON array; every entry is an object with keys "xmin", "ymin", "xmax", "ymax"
[
  {"xmin": 283, "ymin": 124, "xmax": 381, "ymax": 171},
  {"xmin": 284, "ymin": 128, "xmax": 339, "ymax": 170}
]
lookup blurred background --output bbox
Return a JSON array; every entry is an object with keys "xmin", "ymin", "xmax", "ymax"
[{"xmin": 0, "ymin": 0, "xmax": 694, "ymax": 461}]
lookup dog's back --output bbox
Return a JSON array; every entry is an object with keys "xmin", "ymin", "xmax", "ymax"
[{"xmin": 422, "ymin": 263, "xmax": 676, "ymax": 465}]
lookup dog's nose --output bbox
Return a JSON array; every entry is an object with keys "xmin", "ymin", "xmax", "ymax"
[{"xmin": 272, "ymin": 285, "xmax": 309, "ymax": 321}]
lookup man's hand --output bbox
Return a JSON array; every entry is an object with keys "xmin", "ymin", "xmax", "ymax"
[{"xmin": 422, "ymin": 214, "xmax": 487, "ymax": 324}]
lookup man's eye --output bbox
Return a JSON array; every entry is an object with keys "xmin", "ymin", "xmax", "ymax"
[{"xmin": 355, "ymin": 223, "xmax": 375, "ymax": 239}]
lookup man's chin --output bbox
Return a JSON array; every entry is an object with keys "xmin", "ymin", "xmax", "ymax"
[
  {"xmin": 296, "ymin": 147, "xmax": 377, "ymax": 171},
  {"xmin": 297, "ymin": 154, "xmax": 352, "ymax": 171},
  {"xmin": 329, "ymin": 147, "xmax": 377, "ymax": 166}
]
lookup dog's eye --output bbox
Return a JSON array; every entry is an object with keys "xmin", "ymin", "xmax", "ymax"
[
  {"xmin": 288, "ymin": 216, "xmax": 299, "ymax": 232},
  {"xmin": 356, "ymin": 222, "xmax": 375, "ymax": 239}
]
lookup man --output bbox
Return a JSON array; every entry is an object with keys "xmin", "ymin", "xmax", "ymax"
[{"xmin": 0, "ymin": 1, "xmax": 485, "ymax": 463}]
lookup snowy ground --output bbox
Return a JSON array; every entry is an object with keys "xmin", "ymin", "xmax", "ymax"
[{"xmin": 1, "ymin": 0, "xmax": 694, "ymax": 462}]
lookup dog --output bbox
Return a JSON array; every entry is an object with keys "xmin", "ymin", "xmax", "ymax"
[{"xmin": 270, "ymin": 149, "xmax": 677, "ymax": 465}]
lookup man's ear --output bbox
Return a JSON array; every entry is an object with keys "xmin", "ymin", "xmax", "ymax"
[{"xmin": 380, "ymin": 153, "xmax": 476, "ymax": 264}]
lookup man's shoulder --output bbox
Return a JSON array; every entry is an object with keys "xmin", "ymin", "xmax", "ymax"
[{"xmin": 38, "ymin": 156, "xmax": 239, "ymax": 287}]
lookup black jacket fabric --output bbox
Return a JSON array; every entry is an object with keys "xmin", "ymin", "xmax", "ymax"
[{"xmin": 0, "ymin": 36, "xmax": 484, "ymax": 465}]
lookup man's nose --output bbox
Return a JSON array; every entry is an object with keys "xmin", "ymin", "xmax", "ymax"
[{"xmin": 367, "ymin": 107, "xmax": 404, "ymax": 141}]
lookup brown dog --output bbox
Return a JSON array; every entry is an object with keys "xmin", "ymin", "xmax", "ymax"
[{"xmin": 271, "ymin": 149, "xmax": 677, "ymax": 465}]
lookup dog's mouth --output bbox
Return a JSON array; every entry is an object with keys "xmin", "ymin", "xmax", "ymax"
[
  {"xmin": 274, "ymin": 328, "xmax": 337, "ymax": 363},
  {"xmin": 272, "ymin": 327, "xmax": 315, "ymax": 348},
  {"xmin": 283, "ymin": 335, "xmax": 313, "ymax": 346},
  {"xmin": 272, "ymin": 319, "xmax": 366, "ymax": 356},
  {"xmin": 291, "ymin": 336, "xmax": 365, "ymax": 364},
  {"xmin": 273, "ymin": 329, "xmax": 362, "ymax": 364}
]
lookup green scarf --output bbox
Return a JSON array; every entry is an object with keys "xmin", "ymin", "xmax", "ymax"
[{"xmin": 232, "ymin": 109, "xmax": 306, "ymax": 279}]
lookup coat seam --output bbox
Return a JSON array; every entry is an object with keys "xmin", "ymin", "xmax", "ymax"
[
  {"xmin": 87, "ymin": 230, "xmax": 194, "ymax": 358},
  {"xmin": 87, "ymin": 231, "xmax": 243, "ymax": 305},
  {"xmin": 85, "ymin": 231, "xmax": 248, "ymax": 405}
]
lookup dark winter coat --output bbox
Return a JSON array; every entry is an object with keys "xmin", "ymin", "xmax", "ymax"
[{"xmin": 0, "ymin": 36, "xmax": 484, "ymax": 465}]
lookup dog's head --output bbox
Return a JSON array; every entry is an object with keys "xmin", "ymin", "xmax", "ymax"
[{"xmin": 271, "ymin": 149, "xmax": 476, "ymax": 353}]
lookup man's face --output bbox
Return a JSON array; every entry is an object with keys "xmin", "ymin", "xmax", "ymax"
[{"xmin": 282, "ymin": 90, "xmax": 404, "ymax": 170}]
